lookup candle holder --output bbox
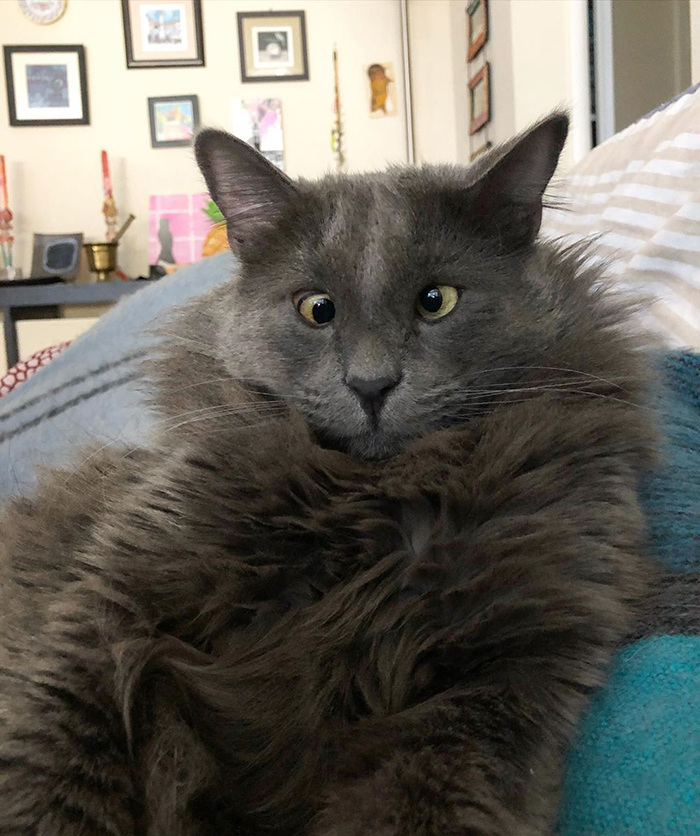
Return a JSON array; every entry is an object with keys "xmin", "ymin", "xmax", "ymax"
[{"xmin": 84, "ymin": 242, "xmax": 118, "ymax": 282}]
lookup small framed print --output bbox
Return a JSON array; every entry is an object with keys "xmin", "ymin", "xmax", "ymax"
[
  {"xmin": 3, "ymin": 44, "xmax": 89, "ymax": 127},
  {"xmin": 237, "ymin": 10, "xmax": 309, "ymax": 83},
  {"xmin": 148, "ymin": 95, "xmax": 199, "ymax": 147},
  {"xmin": 30, "ymin": 233, "xmax": 83, "ymax": 280},
  {"xmin": 467, "ymin": 0, "xmax": 488, "ymax": 62},
  {"xmin": 468, "ymin": 63, "xmax": 490, "ymax": 135},
  {"xmin": 122, "ymin": 0, "xmax": 204, "ymax": 68}
]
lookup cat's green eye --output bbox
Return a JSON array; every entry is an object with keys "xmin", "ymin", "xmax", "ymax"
[
  {"xmin": 294, "ymin": 292, "xmax": 336, "ymax": 326},
  {"xmin": 416, "ymin": 285, "xmax": 459, "ymax": 320}
]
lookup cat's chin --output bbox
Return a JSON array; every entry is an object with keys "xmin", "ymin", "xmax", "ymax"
[{"xmin": 312, "ymin": 426, "xmax": 408, "ymax": 461}]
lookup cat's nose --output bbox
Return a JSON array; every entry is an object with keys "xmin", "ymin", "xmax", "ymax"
[{"xmin": 346, "ymin": 374, "xmax": 401, "ymax": 421}]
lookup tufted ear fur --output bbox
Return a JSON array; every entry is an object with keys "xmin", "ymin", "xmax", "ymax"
[
  {"xmin": 195, "ymin": 128, "xmax": 298, "ymax": 256},
  {"xmin": 467, "ymin": 112, "xmax": 569, "ymax": 249}
]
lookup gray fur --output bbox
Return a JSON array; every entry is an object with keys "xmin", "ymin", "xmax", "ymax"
[{"xmin": 0, "ymin": 115, "xmax": 660, "ymax": 835}]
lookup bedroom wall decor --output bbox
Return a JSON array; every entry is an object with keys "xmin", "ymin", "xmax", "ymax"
[
  {"xmin": 231, "ymin": 98, "xmax": 284, "ymax": 170},
  {"xmin": 237, "ymin": 10, "xmax": 309, "ymax": 83},
  {"xmin": 148, "ymin": 94, "xmax": 200, "ymax": 148},
  {"xmin": 366, "ymin": 62, "xmax": 398, "ymax": 117},
  {"xmin": 18, "ymin": 0, "xmax": 67, "ymax": 25},
  {"xmin": 3, "ymin": 44, "xmax": 89, "ymax": 126},
  {"xmin": 468, "ymin": 61, "xmax": 490, "ymax": 135},
  {"xmin": 121, "ymin": 0, "xmax": 205, "ymax": 69},
  {"xmin": 466, "ymin": 0, "xmax": 488, "ymax": 61}
]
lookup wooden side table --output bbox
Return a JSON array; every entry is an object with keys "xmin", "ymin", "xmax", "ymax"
[{"xmin": 0, "ymin": 280, "xmax": 146, "ymax": 368}]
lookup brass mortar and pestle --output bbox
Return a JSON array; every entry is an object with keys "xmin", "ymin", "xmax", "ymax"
[{"xmin": 83, "ymin": 214, "xmax": 135, "ymax": 282}]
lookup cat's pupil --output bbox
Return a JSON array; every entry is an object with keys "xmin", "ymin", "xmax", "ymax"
[
  {"xmin": 313, "ymin": 298, "xmax": 335, "ymax": 324},
  {"xmin": 420, "ymin": 287, "xmax": 443, "ymax": 313}
]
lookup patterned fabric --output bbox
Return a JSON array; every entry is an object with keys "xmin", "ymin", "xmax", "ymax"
[
  {"xmin": 543, "ymin": 83, "xmax": 700, "ymax": 348},
  {"xmin": 557, "ymin": 352, "xmax": 700, "ymax": 836},
  {"xmin": 0, "ymin": 342, "xmax": 71, "ymax": 398}
]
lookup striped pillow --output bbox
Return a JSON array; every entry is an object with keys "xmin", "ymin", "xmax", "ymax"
[{"xmin": 543, "ymin": 83, "xmax": 700, "ymax": 348}]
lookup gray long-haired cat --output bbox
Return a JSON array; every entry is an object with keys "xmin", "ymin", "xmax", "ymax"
[{"xmin": 0, "ymin": 115, "xmax": 658, "ymax": 836}]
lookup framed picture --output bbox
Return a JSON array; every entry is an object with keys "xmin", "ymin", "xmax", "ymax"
[
  {"xmin": 468, "ymin": 62, "xmax": 490, "ymax": 135},
  {"xmin": 467, "ymin": 0, "xmax": 488, "ymax": 61},
  {"xmin": 3, "ymin": 45, "xmax": 89, "ymax": 126},
  {"xmin": 148, "ymin": 95, "xmax": 199, "ymax": 147},
  {"xmin": 237, "ymin": 10, "xmax": 309, "ymax": 83},
  {"xmin": 121, "ymin": 0, "xmax": 204, "ymax": 68},
  {"xmin": 30, "ymin": 233, "xmax": 83, "ymax": 280}
]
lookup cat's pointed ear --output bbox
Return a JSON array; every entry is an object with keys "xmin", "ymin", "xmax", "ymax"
[
  {"xmin": 195, "ymin": 128, "xmax": 298, "ymax": 255},
  {"xmin": 469, "ymin": 112, "xmax": 568, "ymax": 249}
]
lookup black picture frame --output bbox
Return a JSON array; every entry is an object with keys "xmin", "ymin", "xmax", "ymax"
[
  {"xmin": 121, "ymin": 0, "xmax": 205, "ymax": 69},
  {"xmin": 237, "ymin": 10, "xmax": 309, "ymax": 83},
  {"xmin": 3, "ymin": 44, "xmax": 89, "ymax": 127},
  {"xmin": 148, "ymin": 95, "xmax": 200, "ymax": 148}
]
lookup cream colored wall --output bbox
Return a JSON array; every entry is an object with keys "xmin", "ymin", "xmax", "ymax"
[
  {"xmin": 1, "ymin": 0, "xmax": 408, "ymax": 367},
  {"xmin": 1, "ymin": 0, "xmax": 408, "ymax": 281},
  {"xmin": 407, "ymin": 0, "xmax": 460, "ymax": 164},
  {"xmin": 408, "ymin": 0, "xmax": 584, "ymax": 170},
  {"xmin": 690, "ymin": 0, "xmax": 700, "ymax": 82}
]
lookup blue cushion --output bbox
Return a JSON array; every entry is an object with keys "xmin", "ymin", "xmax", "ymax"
[{"xmin": 0, "ymin": 252, "xmax": 235, "ymax": 500}]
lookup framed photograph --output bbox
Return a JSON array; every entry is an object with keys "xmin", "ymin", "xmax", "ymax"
[
  {"xmin": 467, "ymin": 0, "xmax": 488, "ymax": 61},
  {"xmin": 237, "ymin": 10, "xmax": 309, "ymax": 83},
  {"xmin": 148, "ymin": 95, "xmax": 199, "ymax": 147},
  {"xmin": 468, "ymin": 63, "xmax": 490, "ymax": 135},
  {"xmin": 121, "ymin": 0, "xmax": 204, "ymax": 68},
  {"xmin": 3, "ymin": 45, "xmax": 89, "ymax": 127}
]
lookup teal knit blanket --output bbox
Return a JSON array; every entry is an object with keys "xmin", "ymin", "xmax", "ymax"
[{"xmin": 557, "ymin": 352, "xmax": 700, "ymax": 835}]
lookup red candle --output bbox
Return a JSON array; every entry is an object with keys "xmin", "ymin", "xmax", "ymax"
[
  {"xmin": 101, "ymin": 149, "xmax": 112, "ymax": 199},
  {"xmin": 0, "ymin": 155, "xmax": 8, "ymax": 210}
]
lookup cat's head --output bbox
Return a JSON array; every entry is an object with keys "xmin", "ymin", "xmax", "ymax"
[{"xmin": 191, "ymin": 115, "xmax": 635, "ymax": 459}]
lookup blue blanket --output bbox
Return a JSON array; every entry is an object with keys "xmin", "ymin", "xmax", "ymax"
[{"xmin": 558, "ymin": 352, "xmax": 700, "ymax": 835}]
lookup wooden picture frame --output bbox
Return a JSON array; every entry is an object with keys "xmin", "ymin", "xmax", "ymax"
[
  {"xmin": 468, "ymin": 62, "xmax": 490, "ymax": 135},
  {"xmin": 469, "ymin": 140, "xmax": 492, "ymax": 162},
  {"xmin": 148, "ymin": 95, "xmax": 200, "ymax": 148},
  {"xmin": 467, "ymin": 0, "xmax": 488, "ymax": 62},
  {"xmin": 237, "ymin": 10, "xmax": 309, "ymax": 83},
  {"xmin": 3, "ymin": 44, "xmax": 89, "ymax": 126},
  {"xmin": 122, "ymin": 0, "xmax": 204, "ymax": 69}
]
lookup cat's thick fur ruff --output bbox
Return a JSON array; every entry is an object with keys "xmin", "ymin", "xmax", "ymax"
[{"xmin": 0, "ymin": 116, "xmax": 659, "ymax": 835}]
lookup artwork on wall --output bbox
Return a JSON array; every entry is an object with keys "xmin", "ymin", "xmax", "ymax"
[
  {"xmin": 19, "ymin": 0, "xmax": 67, "ymax": 25},
  {"xmin": 366, "ymin": 62, "xmax": 397, "ymax": 118},
  {"xmin": 467, "ymin": 0, "xmax": 488, "ymax": 61},
  {"xmin": 468, "ymin": 62, "xmax": 490, "ymax": 135},
  {"xmin": 121, "ymin": 0, "xmax": 205, "ymax": 68},
  {"xmin": 148, "ymin": 95, "xmax": 199, "ymax": 147},
  {"xmin": 149, "ymin": 193, "xmax": 210, "ymax": 265},
  {"xmin": 3, "ymin": 44, "xmax": 89, "ymax": 126},
  {"xmin": 231, "ymin": 98, "xmax": 285, "ymax": 170},
  {"xmin": 237, "ymin": 10, "xmax": 309, "ymax": 83}
]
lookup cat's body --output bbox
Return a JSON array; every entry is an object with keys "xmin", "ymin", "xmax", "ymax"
[{"xmin": 0, "ymin": 116, "xmax": 659, "ymax": 835}]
